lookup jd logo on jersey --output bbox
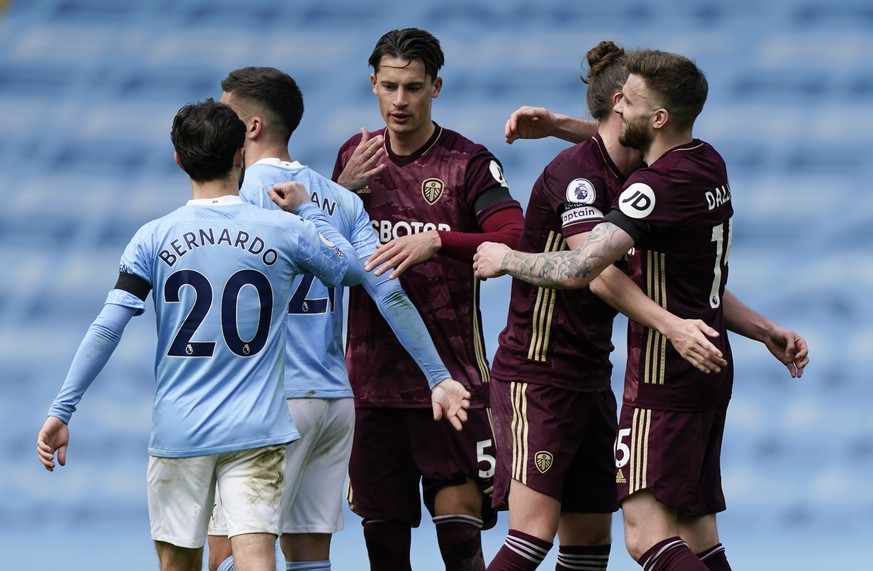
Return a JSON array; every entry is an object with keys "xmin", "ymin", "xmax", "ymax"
[
  {"xmin": 618, "ymin": 182, "xmax": 656, "ymax": 219},
  {"xmin": 535, "ymin": 451, "xmax": 553, "ymax": 473},
  {"xmin": 422, "ymin": 178, "xmax": 444, "ymax": 205}
]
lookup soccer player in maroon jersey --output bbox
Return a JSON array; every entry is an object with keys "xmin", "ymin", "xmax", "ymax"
[
  {"xmin": 486, "ymin": 41, "xmax": 729, "ymax": 571},
  {"xmin": 331, "ymin": 28, "xmax": 525, "ymax": 571},
  {"xmin": 475, "ymin": 50, "xmax": 808, "ymax": 571}
]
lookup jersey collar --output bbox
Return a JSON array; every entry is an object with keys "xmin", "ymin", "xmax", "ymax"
[{"xmin": 187, "ymin": 195, "xmax": 245, "ymax": 206}]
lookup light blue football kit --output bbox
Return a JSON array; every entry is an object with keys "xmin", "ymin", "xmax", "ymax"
[
  {"xmin": 48, "ymin": 195, "xmax": 361, "ymax": 457},
  {"xmin": 240, "ymin": 158, "xmax": 450, "ymax": 399}
]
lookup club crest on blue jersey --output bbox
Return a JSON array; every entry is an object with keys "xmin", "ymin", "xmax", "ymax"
[
  {"xmin": 566, "ymin": 178, "xmax": 596, "ymax": 205},
  {"xmin": 421, "ymin": 178, "xmax": 445, "ymax": 205}
]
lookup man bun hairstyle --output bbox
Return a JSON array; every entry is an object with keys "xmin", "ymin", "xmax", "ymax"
[{"xmin": 581, "ymin": 40, "xmax": 630, "ymax": 121}]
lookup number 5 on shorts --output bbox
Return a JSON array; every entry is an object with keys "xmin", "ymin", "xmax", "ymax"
[
  {"xmin": 614, "ymin": 427, "xmax": 631, "ymax": 469},
  {"xmin": 477, "ymin": 439, "xmax": 496, "ymax": 478}
]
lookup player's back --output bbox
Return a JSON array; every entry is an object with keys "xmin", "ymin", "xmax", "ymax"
[
  {"xmin": 124, "ymin": 198, "xmax": 313, "ymax": 457},
  {"xmin": 240, "ymin": 158, "xmax": 378, "ymax": 399}
]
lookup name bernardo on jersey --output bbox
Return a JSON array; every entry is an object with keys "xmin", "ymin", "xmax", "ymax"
[{"xmin": 158, "ymin": 227, "xmax": 279, "ymax": 267}]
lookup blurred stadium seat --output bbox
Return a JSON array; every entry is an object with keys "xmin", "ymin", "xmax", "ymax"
[{"xmin": 1, "ymin": 0, "xmax": 870, "ymax": 568}]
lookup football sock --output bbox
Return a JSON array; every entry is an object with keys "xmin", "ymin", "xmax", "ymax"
[
  {"xmin": 696, "ymin": 543, "xmax": 731, "ymax": 570},
  {"xmin": 216, "ymin": 555, "xmax": 235, "ymax": 571},
  {"xmin": 362, "ymin": 518, "xmax": 412, "ymax": 571},
  {"xmin": 555, "ymin": 543, "xmax": 610, "ymax": 571},
  {"xmin": 637, "ymin": 537, "xmax": 708, "ymax": 570},
  {"xmin": 434, "ymin": 514, "xmax": 486, "ymax": 571},
  {"xmin": 286, "ymin": 561, "xmax": 331, "ymax": 571},
  {"xmin": 486, "ymin": 528, "xmax": 552, "ymax": 571}
]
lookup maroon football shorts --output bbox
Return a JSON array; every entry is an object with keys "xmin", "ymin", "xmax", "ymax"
[
  {"xmin": 490, "ymin": 378, "xmax": 619, "ymax": 514},
  {"xmin": 615, "ymin": 402, "xmax": 728, "ymax": 515},
  {"xmin": 347, "ymin": 406, "xmax": 497, "ymax": 528}
]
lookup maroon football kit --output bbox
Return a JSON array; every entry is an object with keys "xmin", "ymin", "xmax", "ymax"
[
  {"xmin": 489, "ymin": 134, "xmax": 627, "ymax": 510},
  {"xmin": 605, "ymin": 139, "xmax": 734, "ymax": 514},
  {"xmin": 334, "ymin": 124, "xmax": 515, "ymax": 409},
  {"xmin": 333, "ymin": 123, "xmax": 521, "ymax": 526}
]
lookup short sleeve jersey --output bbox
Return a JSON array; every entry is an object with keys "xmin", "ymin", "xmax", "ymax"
[
  {"xmin": 490, "ymin": 134, "xmax": 625, "ymax": 392},
  {"xmin": 240, "ymin": 158, "xmax": 378, "ymax": 400},
  {"xmin": 116, "ymin": 197, "xmax": 346, "ymax": 457},
  {"xmin": 332, "ymin": 124, "xmax": 510, "ymax": 408},
  {"xmin": 606, "ymin": 140, "xmax": 735, "ymax": 411}
]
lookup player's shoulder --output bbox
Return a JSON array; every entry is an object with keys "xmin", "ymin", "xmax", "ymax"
[
  {"xmin": 437, "ymin": 125, "xmax": 490, "ymax": 155},
  {"xmin": 546, "ymin": 138, "xmax": 600, "ymax": 174}
]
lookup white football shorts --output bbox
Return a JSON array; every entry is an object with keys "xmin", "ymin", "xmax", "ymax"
[{"xmin": 150, "ymin": 444, "xmax": 285, "ymax": 547}]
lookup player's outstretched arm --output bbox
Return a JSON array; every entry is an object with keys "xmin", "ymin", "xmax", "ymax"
[
  {"xmin": 367, "ymin": 201, "xmax": 524, "ymax": 280},
  {"xmin": 431, "ymin": 378, "xmax": 471, "ymax": 432},
  {"xmin": 504, "ymin": 106, "xmax": 597, "ymax": 145},
  {"xmin": 36, "ymin": 416, "xmax": 69, "ymax": 471},
  {"xmin": 474, "ymin": 221, "xmax": 634, "ymax": 288},
  {"xmin": 723, "ymin": 290, "xmax": 809, "ymax": 378},
  {"xmin": 590, "ymin": 264, "xmax": 727, "ymax": 374},
  {"xmin": 360, "ymin": 265, "xmax": 469, "ymax": 430},
  {"xmin": 336, "ymin": 128, "xmax": 386, "ymax": 191},
  {"xmin": 364, "ymin": 231, "xmax": 441, "ymax": 279}
]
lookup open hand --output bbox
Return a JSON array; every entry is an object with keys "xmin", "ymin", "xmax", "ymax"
[
  {"xmin": 336, "ymin": 128, "xmax": 386, "ymax": 191},
  {"xmin": 431, "ymin": 378, "xmax": 471, "ymax": 432},
  {"xmin": 365, "ymin": 231, "xmax": 441, "ymax": 279}
]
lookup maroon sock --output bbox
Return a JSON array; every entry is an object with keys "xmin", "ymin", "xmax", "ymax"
[
  {"xmin": 433, "ymin": 514, "xmax": 486, "ymax": 571},
  {"xmin": 555, "ymin": 544, "xmax": 610, "ymax": 571},
  {"xmin": 487, "ymin": 529, "xmax": 552, "ymax": 571},
  {"xmin": 696, "ymin": 543, "xmax": 731, "ymax": 571},
  {"xmin": 362, "ymin": 519, "xmax": 412, "ymax": 571},
  {"xmin": 637, "ymin": 537, "xmax": 708, "ymax": 571}
]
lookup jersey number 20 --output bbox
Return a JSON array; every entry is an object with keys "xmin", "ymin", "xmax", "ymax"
[{"xmin": 164, "ymin": 269, "xmax": 273, "ymax": 357}]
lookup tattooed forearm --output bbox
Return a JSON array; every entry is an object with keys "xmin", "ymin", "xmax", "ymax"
[{"xmin": 500, "ymin": 222, "xmax": 632, "ymax": 289}]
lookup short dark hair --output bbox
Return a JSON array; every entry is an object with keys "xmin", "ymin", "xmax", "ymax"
[
  {"xmin": 368, "ymin": 28, "xmax": 445, "ymax": 81},
  {"xmin": 170, "ymin": 99, "xmax": 245, "ymax": 183},
  {"xmin": 221, "ymin": 66, "xmax": 304, "ymax": 142},
  {"xmin": 626, "ymin": 49, "xmax": 708, "ymax": 129},
  {"xmin": 581, "ymin": 40, "xmax": 630, "ymax": 121}
]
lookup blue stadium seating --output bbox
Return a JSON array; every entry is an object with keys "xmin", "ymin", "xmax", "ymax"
[{"xmin": 1, "ymin": 0, "xmax": 870, "ymax": 568}]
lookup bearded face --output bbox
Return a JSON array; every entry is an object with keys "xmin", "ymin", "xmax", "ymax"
[{"xmin": 618, "ymin": 112, "xmax": 653, "ymax": 151}]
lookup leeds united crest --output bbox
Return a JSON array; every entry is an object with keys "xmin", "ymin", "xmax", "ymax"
[
  {"xmin": 421, "ymin": 178, "xmax": 444, "ymax": 205},
  {"xmin": 535, "ymin": 451, "xmax": 553, "ymax": 473}
]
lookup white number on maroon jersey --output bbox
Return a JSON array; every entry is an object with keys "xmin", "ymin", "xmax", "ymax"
[{"xmin": 708, "ymin": 219, "xmax": 733, "ymax": 309}]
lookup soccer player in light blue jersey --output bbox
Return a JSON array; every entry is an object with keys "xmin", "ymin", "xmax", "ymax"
[
  {"xmin": 36, "ymin": 100, "xmax": 363, "ymax": 571},
  {"xmin": 205, "ymin": 67, "xmax": 471, "ymax": 571}
]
